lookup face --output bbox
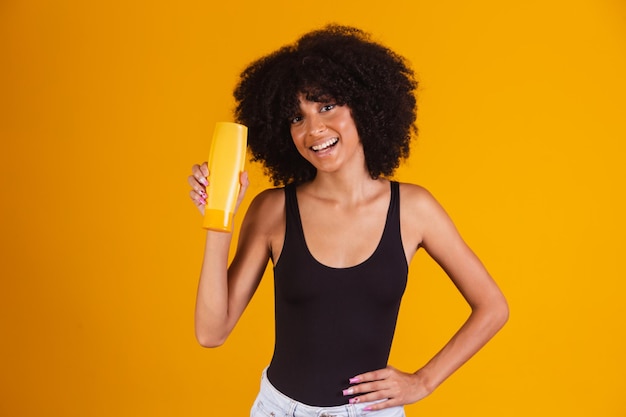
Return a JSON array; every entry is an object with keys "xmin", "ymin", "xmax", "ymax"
[{"xmin": 289, "ymin": 93, "xmax": 365, "ymax": 175}]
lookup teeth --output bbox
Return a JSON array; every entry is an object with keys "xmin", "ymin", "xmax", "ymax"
[{"xmin": 311, "ymin": 138, "xmax": 338, "ymax": 151}]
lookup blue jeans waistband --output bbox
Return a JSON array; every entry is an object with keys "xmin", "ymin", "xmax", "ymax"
[{"xmin": 250, "ymin": 368, "xmax": 405, "ymax": 417}]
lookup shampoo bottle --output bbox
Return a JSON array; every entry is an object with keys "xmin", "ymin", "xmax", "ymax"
[{"xmin": 203, "ymin": 122, "xmax": 248, "ymax": 232}]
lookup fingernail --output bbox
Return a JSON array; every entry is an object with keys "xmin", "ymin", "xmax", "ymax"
[
  {"xmin": 349, "ymin": 397, "xmax": 359, "ymax": 404},
  {"xmin": 349, "ymin": 377, "xmax": 360, "ymax": 384},
  {"xmin": 200, "ymin": 178, "xmax": 208, "ymax": 186},
  {"xmin": 342, "ymin": 388, "xmax": 353, "ymax": 396},
  {"xmin": 363, "ymin": 406, "xmax": 372, "ymax": 411}
]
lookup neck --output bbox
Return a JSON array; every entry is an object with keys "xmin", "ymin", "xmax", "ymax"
[{"xmin": 306, "ymin": 168, "xmax": 383, "ymax": 203}]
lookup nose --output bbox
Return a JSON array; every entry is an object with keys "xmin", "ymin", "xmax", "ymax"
[{"xmin": 306, "ymin": 113, "xmax": 326, "ymax": 136}]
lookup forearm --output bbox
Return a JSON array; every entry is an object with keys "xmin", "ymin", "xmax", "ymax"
[
  {"xmin": 416, "ymin": 297, "xmax": 509, "ymax": 392},
  {"xmin": 194, "ymin": 230, "xmax": 234, "ymax": 347}
]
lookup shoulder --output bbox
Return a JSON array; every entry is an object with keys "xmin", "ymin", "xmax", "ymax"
[
  {"xmin": 250, "ymin": 187, "xmax": 285, "ymax": 207},
  {"xmin": 242, "ymin": 187, "xmax": 285, "ymax": 234},
  {"xmin": 398, "ymin": 181, "xmax": 452, "ymax": 221},
  {"xmin": 398, "ymin": 182, "xmax": 440, "ymax": 212},
  {"xmin": 397, "ymin": 182, "xmax": 453, "ymax": 249},
  {"xmin": 246, "ymin": 187, "xmax": 285, "ymax": 219},
  {"xmin": 240, "ymin": 187, "xmax": 286, "ymax": 259}
]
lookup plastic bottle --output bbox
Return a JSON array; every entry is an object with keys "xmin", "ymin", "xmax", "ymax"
[{"xmin": 203, "ymin": 122, "xmax": 248, "ymax": 232}]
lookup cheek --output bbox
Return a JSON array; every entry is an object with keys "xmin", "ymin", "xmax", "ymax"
[
  {"xmin": 290, "ymin": 126, "xmax": 306, "ymax": 147},
  {"xmin": 337, "ymin": 109, "xmax": 359, "ymax": 135},
  {"xmin": 337, "ymin": 119, "xmax": 360, "ymax": 142}
]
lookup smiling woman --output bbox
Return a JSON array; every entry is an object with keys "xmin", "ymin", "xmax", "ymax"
[
  {"xmin": 288, "ymin": 97, "xmax": 362, "ymax": 175},
  {"xmin": 233, "ymin": 25, "xmax": 418, "ymax": 186},
  {"xmin": 187, "ymin": 24, "xmax": 508, "ymax": 416},
  {"xmin": 2, "ymin": 0, "xmax": 626, "ymax": 415}
]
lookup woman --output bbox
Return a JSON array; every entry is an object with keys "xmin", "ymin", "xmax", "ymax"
[{"xmin": 188, "ymin": 25, "xmax": 508, "ymax": 416}]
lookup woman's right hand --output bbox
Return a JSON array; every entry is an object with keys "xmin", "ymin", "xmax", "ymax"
[
  {"xmin": 187, "ymin": 162, "xmax": 249, "ymax": 216},
  {"xmin": 188, "ymin": 162, "xmax": 210, "ymax": 215}
]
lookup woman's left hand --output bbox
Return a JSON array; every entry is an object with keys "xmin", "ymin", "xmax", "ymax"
[{"xmin": 343, "ymin": 366, "xmax": 433, "ymax": 411}]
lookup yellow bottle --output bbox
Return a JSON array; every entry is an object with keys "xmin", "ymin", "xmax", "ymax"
[{"xmin": 203, "ymin": 122, "xmax": 248, "ymax": 232}]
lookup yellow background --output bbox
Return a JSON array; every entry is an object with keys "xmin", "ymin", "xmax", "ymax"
[{"xmin": 1, "ymin": 0, "xmax": 625, "ymax": 415}]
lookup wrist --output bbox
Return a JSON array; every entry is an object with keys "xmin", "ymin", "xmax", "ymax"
[{"xmin": 413, "ymin": 367, "xmax": 439, "ymax": 395}]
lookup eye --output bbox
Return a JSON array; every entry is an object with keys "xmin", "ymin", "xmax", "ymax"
[
  {"xmin": 320, "ymin": 103, "xmax": 336, "ymax": 112},
  {"xmin": 290, "ymin": 115, "xmax": 303, "ymax": 124}
]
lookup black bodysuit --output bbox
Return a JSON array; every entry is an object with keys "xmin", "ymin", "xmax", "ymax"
[{"xmin": 267, "ymin": 181, "xmax": 408, "ymax": 406}]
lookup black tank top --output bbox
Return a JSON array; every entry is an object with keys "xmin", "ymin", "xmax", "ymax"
[{"xmin": 267, "ymin": 181, "xmax": 408, "ymax": 406}]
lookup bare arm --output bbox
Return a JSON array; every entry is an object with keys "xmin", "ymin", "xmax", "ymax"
[
  {"xmin": 346, "ymin": 185, "xmax": 509, "ymax": 410},
  {"xmin": 411, "ymin": 186, "xmax": 509, "ymax": 390},
  {"xmin": 188, "ymin": 163, "xmax": 281, "ymax": 347}
]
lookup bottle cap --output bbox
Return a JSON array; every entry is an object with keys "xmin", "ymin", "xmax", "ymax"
[{"xmin": 203, "ymin": 209, "xmax": 234, "ymax": 232}]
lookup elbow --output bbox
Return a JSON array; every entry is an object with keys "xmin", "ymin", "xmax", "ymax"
[
  {"xmin": 195, "ymin": 330, "xmax": 228, "ymax": 348},
  {"xmin": 197, "ymin": 338, "xmax": 225, "ymax": 349},
  {"xmin": 475, "ymin": 293, "xmax": 509, "ymax": 332},
  {"xmin": 492, "ymin": 295, "xmax": 510, "ymax": 330}
]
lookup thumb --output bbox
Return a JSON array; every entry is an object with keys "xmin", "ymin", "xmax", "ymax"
[{"xmin": 235, "ymin": 171, "xmax": 249, "ymax": 212}]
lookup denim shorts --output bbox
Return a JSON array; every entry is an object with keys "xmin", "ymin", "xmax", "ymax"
[{"xmin": 250, "ymin": 368, "xmax": 406, "ymax": 417}]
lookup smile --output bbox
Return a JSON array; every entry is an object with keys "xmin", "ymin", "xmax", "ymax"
[{"xmin": 311, "ymin": 138, "xmax": 339, "ymax": 152}]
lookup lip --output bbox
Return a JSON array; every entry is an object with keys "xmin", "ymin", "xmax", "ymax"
[{"xmin": 310, "ymin": 137, "xmax": 339, "ymax": 152}]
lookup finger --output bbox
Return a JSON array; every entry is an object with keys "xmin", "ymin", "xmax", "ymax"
[
  {"xmin": 239, "ymin": 171, "xmax": 249, "ymax": 194},
  {"xmin": 189, "ymin": 189, "xmax": 206, "ymax": 206},
  {"xmin": 349, "ymin": 367, "xmax": 391, "ymax": 385},
  {"xmin": 343, "ymin": 380, "xmax": 386, "ymax": 397},
  {"xmin": 189, "ymin": 190, "xmax": 206, "ymax": 215},
  {"xmin": 188, "ymin": 173, "xmax": 207, "ymax": 190},
  {"xmin": 191, "ymin": 163, "xmax": 209, "ymax": 186},
  {"xmin": 188, "ymin": 175, "xmax": 209, "ymax": 205},
  {"xmin": 235, "ymin": 171, "xmax": 249, "ymax": 211},
  {"xmin": 347, "ymin": 390, "xmax": 396, "ymax": 408}
]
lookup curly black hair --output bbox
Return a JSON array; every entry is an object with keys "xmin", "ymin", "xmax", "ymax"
[{"xmin": 234, "ymin": 24, "xmax": 417, "ymax": 186}]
